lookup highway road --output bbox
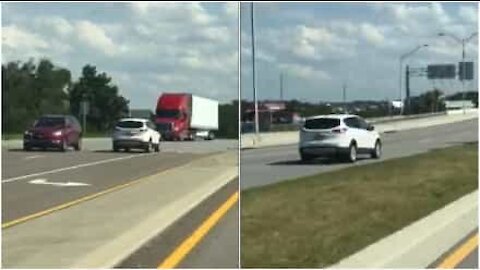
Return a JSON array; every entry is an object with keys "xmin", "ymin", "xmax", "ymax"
[
  {"xmin": 2, "ymin": 139, "xmax": 238, "ymax": 268},
  {"xmin": 118, "ymin": 179, "xmax": 239, "ymax": 268},
  {"xmin": 241, "ymin": 119, "xmax": 478, "ymax": 190},
  {"xmin": 430, "ymin": 230, "xmax": 478, "ymax": 269}
]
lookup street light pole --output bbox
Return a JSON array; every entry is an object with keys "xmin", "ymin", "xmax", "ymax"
[
  {"xmin": 251, "ymin": 2, "xmax": 259, "ymax": 135},
  {"xmin": 438, "ymin": 32, "xmax": 478, "ymax": 114},
  {"xmin": 399, "ymin": 44, "xmax": 429, "ymax": 115}
]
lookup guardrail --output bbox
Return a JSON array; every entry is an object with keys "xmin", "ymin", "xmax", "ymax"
[
  {"xmin": 241, "ymin": 112, "xmax": 447, "ymax": 134},
  {"xmin": 241, "ymin": 111, "xmax": 475, "ymax": 149}
]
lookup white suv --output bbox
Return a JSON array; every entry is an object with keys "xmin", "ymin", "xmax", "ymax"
[
  {"xmin": 299, "ymin": 114, "xmax": 381, "ymax": 162},
  {"xmin": 112, "ymin": 118, "xmax": 161, "ymax": 152}
]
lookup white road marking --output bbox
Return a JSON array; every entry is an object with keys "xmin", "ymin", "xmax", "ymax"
[
  {"xmin": 3, "ymin": 153, "xmax": 154, "ymax": 184},
  {"xmin": 24, "ymin": 155, "xmax": 45, "ymax": 160},
  {"xmin": 28, "ymin": 178, "xmax": 91, "ymax": 187}
]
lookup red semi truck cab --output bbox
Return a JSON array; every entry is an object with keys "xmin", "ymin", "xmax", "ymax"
[{"xmin": 155, "ymin": 93, "xmax": 218, "ymax": 141}]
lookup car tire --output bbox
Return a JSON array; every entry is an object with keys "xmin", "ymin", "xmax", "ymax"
[
  {"xmin": 113, "ymin": 143, "xmax": 119, "ymax": 152},
  {"xmin": 300, "ymin": 152, "xmax": 315, "ymax": 162},
  {"xmin": 60, "ymin": 139, "xmax": 67, "ymax": 152},
  {"xmin": 154, "ymin": 143, "xmax": 160, "ymax": 152},
  {"xmin": 346, "ymin": 142, "xmax": 357, "ymax": 163},
  {"xmin": 74, "ymin": 138, "xmax": 82, "ymax": 151},
  {"xmin": 371, "ymin": 140, "xmax": 382, "ymax": 159},
  {"xmin": 144, "ymin": 140, "xmax": 153, "ymax": 153}
]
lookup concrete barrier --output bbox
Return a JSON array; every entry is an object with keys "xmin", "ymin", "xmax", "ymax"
[
  {"xmin": 330, "ymin": 190, "xmax": 478, "ymax": 268},
  {"xmin": 241, "ymin": 110, "xmax": 478, "ymax": 149}
]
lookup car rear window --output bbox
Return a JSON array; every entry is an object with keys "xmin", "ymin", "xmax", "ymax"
[
  {"xmin": 116, "ymin": 121, "xmax": 143, "ymax": 129},
  {"xmin": 304, "ymin": 118, "xmax": 340, "ymax": 129},
  {"xmin": 35, "ymin": 117, "xmax": 65, "ymax": 127}
]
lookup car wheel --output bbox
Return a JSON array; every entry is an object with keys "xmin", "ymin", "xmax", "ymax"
[
  {"xmin": 154, "ymin": 143, "xmax": 160, "ymax": 152},
  {"xmin": 371, "ymin": 140, "xmax": 382, "ymax": 159},
  {"xmin": 125, "ymin": 147, "xmax": 130, "ymax": 152},
  {"xmin": 23, "ymin": 144, "xmax": 31, "ymax": 151},
  {"xmin": 113, "ymin": 143, "xmax": 119, "ymax": 152},
  {"xmin": 74, "ymin": 138, "xmax": 82, "ymax": 151},
  {"xmin": 145, "ymin": 140, "xmax": 153, "ymax": 153},
  {"xmin": 300, "ymin": 152, "xmax": 315, "ymax": 162},
  {"xmin": 347, "ymin": 142, "xmax": 357, "ymax": 163},
  {"xmin": 60, "ymin": 139, "xmax": 67, "ymax": 152}
]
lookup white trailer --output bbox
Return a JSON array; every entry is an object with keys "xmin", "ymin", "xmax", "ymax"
[{"xmin": 190, "ymin": 95, "xmax": 219, "ymax": 139}]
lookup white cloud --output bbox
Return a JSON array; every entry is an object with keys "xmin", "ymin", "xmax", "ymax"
[
  {"xmin": 459, "ymin": 6, "xmax": 478, "ymax": 24},
  {"xmin": 75, "ymin": 21, "xmax": 119, "ymax": 56},
  {"xmin": 360, "ymin": 23, "xmax": 385, "ymax": 46},
  {"xmin": 2, "ymin": 25, "xmax": 49, "ymax": 50},
  {"xmin": 279, "ymin": 63, "xmax": 330, "ymax": 81},
  {"xmin": 36, "ymin": 17, "xmax": 74, "ymax": 37},
  {"xmin": 3, "ymin": 3, "xmax": 238, "ymax": 106}
]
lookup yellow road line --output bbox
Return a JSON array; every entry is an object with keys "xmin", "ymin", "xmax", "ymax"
[
  {"xmin": 437, "ymin": 233, "xmax": 478, "ymax": 269},
  {"xmin": 2, "ymin": 176, "xmax": 149, "ymax": 229},
  {"xmin": 158, "ymin": 191, "xmax": 239, "ymax": 269}
]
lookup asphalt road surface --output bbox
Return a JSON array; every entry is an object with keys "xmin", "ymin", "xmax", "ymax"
[
  {"xmin": 2, "ymin": 139, "xmax": 236, "ymax": 223},
  {"xmin": 241, "ymin": 119, "xmax": 478, "ymax": 190},
  {"xmin": 118, "ymin": 179, "xmax": 239, "ymax": 268},
  {"xmin": 430, "ymin": 230, "xmax": 478, "ymax": 269},
  {"xmin": 2, "ymin": 149, "xmax": 204, "ymax": 222},
  {"xmin": 2, "ymin": 139, "xmax": 239, "ymax": 268}
]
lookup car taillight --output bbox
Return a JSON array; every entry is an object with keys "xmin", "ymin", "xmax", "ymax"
[{"xmin": 332, "ymin": 128, "xmax": 347, "ymax": 134}]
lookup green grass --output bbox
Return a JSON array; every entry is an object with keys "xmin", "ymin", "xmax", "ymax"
[{"xmin": 241, "ymin": 143, "xmax": 478, "ymax": 268}]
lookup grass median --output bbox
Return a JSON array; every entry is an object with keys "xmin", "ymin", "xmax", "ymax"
[{"xmin": 241, "ymin": 142, "xmax": 478, "ymax": 268}]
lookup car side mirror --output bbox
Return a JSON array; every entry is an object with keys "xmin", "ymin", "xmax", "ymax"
[{"xmin": 367, "ymin": 125, "xmax": 375, "ymax": 131}]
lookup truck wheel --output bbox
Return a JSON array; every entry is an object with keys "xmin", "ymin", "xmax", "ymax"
[
  {"xmin": 207, "ymin": 131, "xmax": 215, "ymax": 140},
  {"xmin": 23, "ymin": 144, "xmax": 31, "ymax": 151}
]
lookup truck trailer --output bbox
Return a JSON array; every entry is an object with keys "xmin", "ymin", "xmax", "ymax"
[{"xmin": 155, "ymin": 93, "xmax": 219, "ymax": 141}]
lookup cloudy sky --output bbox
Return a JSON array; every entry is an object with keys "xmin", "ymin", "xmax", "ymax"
[
  {"xmin": 241, "ymin": 2, "xmax": 478, "ymax": 102},
  {"xmin": 2, "ymin": 2, "xmax": 238, "ymax": 109}
]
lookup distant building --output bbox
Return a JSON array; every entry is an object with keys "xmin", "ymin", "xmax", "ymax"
[
  {"xmin": 444, "ymin": 100, "xmax": 475, "ymax": 110},
  {"xmin": 391, "ymin": 101, "xmax": 404, "ymax": 109},
  {"xmin": 129, "ymin": 109, "xmax": 154, "ymax": 120}
]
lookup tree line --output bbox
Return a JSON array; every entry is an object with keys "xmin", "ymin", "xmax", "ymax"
[
  {"xmin": 3, "ymin": 58, "xmax": 128, "ymax": 134},
  {"xmin": 2, "ymin": 58, "xmax": 238, "ymax": 139}
]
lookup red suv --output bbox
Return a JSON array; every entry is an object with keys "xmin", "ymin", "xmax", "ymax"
[{"xmin": 23, "ymin": 115, "xmax": 83, "ymax": 151}]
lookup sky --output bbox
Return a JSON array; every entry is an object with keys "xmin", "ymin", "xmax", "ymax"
[
  {"xmin": 2, "ymin": 2, "xmax": 238, "ymax": 109},
  {"xmin": 240, "ymin": 2, "xmax": 479, "ymax": 103}
]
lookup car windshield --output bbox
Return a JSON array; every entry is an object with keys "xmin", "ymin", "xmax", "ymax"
[
  {"xmin": 156, "ymin": 109, "xmax": 181, "ymax": 119},
  {"xmin": 34, "ymin": 117, "xmax": 65, "ymax": 128},
  {"xmin": 304, "ymin": 118, "xmax": 340, "ymax": 129},
  {"xmin": 116, "ymin": 121, "xmax": 143, "ymax": 129}
]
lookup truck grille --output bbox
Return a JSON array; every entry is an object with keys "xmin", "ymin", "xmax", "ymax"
[{"xmin": 156, "ymin": 123, "xmax": 172, "ymax": 132}]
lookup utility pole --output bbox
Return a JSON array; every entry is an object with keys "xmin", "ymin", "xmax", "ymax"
[
  {"xmin": 405, "ymin": 65, "xmax": 410, "ymax": 115},
  {"xmin": 280, "ymin": 73, "xmax": 284, "ymax": 100},
  {"xmin": 461, "ymin": 40, "xmax": 466, "ymax": 114},
  {"xmin": 399, "ymin": 44, "xmax": 428, "ymax": 115},
  {"xmin": 342, "ymin": 83, "xmax": 347, "ymax": 113},
  {"xmin": 251, "ymin": 2, "xmax": 259, "ymax": 135}
]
